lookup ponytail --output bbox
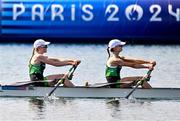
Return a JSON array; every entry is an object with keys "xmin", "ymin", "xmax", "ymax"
[
  {"xmin": 29, "ymin": 48, "xmax": 35, "ymax": 64},
  {"xmin": 107, "ymin": 47, "xmax": 110, "ymax": 59}
]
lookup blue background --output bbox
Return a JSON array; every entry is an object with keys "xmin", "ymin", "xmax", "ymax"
[{"xmin": 1, "ymin": 0, "xmax": 180, "ymax": 43}]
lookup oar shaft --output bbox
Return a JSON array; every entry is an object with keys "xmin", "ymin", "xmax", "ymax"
[
  {"xmin": 47, "ymin": 78, "xmax": 65, "ymax": 96},
  {"xmin": 47, "ymin": 65, "xmax": 76, "ymax": 97},
  {"xmin": 125, "ymin": 81, "xmax": 141, "ymax": 99},
  {"xmin": 68, "ymin": 65, "xmax": 77, "ymax": 80}
]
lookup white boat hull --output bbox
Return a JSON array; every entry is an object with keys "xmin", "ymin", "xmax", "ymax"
[{"xmin": 1, "ymin": 86, "xmax": 180, "ymax": 99}]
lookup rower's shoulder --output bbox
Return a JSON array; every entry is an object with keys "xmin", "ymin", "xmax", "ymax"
[
  {"xmin": 107, "ymin": 57, "xmax": 123, "ymax": 66},
  {"xmin": 30, "ymin": 54, "xmax": 47, "ymax": 64},
  {"xmin": 35, "ymin": 54, "xmax": 48, "ymax": 60}
]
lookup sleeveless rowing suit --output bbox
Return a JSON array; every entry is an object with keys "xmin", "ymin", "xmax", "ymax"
[
  {"xmin": 29, "ymin": 62, "xmax": 46, "ymax": 81},
  {"xmin": 29, "ymin": 62, "xmax": 49, "ymax": 86},
  {"xmin": 105, "ymin": 65, "xmax": 122, "ymax": 88}
]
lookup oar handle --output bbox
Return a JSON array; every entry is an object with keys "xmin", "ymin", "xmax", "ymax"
[
  {"xmin": 67, "ymin": 60, "xmax": 80, "ymax": 80},
  {"xmin": 144, "ymin": 69, "xmax": 153, "ymax": 80},
  {"xmin": 142, "ymin": 63, "xmax": 155, "ymax": 81},
  {"xmin": 68, "ymin": 65, "xmax": 77, "ymax": 80},
  {"xmin": 147, "ymin": 69, "xmax": 153, "ymax": 75},
  {"xmin": 146, "ymin": 62, "xmax": 156, "ymax": 76}
]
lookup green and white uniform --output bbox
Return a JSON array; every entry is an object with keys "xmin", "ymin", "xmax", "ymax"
[{"xmin": 105, "ymin": 65, "xmax": 122, "ymax": 88}]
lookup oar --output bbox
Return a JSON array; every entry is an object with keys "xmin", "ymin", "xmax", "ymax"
[
  {"xmin": 47, "ymin": 65, "xmax": 77, "ymax": 97},
  {"xmin": 125, "ymin": 69, "xmax": 153, "ymax": 99},
  {"xmin": 67, "ymin": 65, "xmax": 77, "ymax": 80}
]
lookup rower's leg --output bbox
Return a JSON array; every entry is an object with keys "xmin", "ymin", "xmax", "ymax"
[
  {"xmin": 63, "ymin": 76, "xmax": 75, "ymax": 87},
  {"xmin": 46, "ymin": 74, "xmax": 75, "ymax": 87},
  {"xmin": 141, "ymin": 75, "xmax": 152, "ymax": 89},
  {"xmin": 121, "ymin": 76, "xmax": 152, "ymax": 89},
  {"xmin": 121, "ymin": 76, "xmax": 142, "ymax": 88},
  {"xmin": 120, "ymin": 76, "xmax": 141, "ymax": 88},
  {"xmin": 121, "ymin": 76, "xmax": 142, "ymax": 83},
  {"xmin": 120, "ymin": 82, "xmax": 133, "ymax": 88},
  {"xmin": 141, "ymin": 81, "xmax": 152, "ymax": 89}
]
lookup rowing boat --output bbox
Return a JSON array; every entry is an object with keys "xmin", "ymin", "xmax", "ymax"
[{"xmin": 1, "ymin": 85, "xmax": 180, "ymax": 99}]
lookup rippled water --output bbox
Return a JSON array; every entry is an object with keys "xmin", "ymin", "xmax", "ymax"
[{"xmin": 0, "ymin": 44, "xmax": 180, "ymax": 121}]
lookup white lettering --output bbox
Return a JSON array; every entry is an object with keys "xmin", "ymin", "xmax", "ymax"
[
  {"xmin": 106, "ymin": 4, "xmax": 119, "ymax": 21},
  {"xmin": 51, "ymin": 4, "xmax": 64, "ymax": 21},
  {"xmin": 11, "ymin": 3, "xmax": 180, "ymax": 23},
  {"xmin": 150, "ymin": 5, "xmax": 162, "ymax": 22},
  {"xmin": 82, "ymin": 4, "xmax": 93, "ymax": 21},
  {"xmin": 71, "ymin": 4, "xmax": 76, "ymax": 21},
  {"xmin": 32, "ymin": 4, "xmax": 44, "ymax": 21},
  {"xmin": 13, "ymin": 3, "xmax": 25, "ymax": 20},
  {"xmin": 168, "ymin": 4, "xmax": 180, "ymax": 21}
]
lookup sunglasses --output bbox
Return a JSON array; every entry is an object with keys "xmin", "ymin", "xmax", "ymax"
[
  {"xmin": 41, "ymin": 45, "xmax": 48, "ymax": 48},
  {"xmin": 116, "ymin": 45, "xmax": 123, "ymax": 48}
]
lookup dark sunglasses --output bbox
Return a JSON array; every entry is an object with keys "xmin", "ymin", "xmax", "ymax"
[
  {"xmin": 41, "ymin": 45, "xmax": 48, "ymax": 48},
  {"xmin": 117, "ymin": 45, "xmax": 123, "ymax": 48}
]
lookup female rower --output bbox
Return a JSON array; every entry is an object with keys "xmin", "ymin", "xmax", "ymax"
[
  {"xmin": 29, "ymin": 39, "xmax": 81, "ymax": 87},
  {"xmin": 105, "ymin": 39, "xmax": 156, "ymax": 88}
]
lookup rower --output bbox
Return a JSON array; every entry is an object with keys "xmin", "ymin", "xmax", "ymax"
[
  {"xmin": 105, "ymin": 39, "xmax": 156, "ymax": 88},
  {"xmin": 29, "ymin": 39, "xmax": 81, "ymax": 87}
]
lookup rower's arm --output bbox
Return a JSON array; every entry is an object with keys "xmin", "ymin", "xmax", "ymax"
[
  {"xmin": 121, "ymin": 56, "xmax": 155, "ymax": 65},
  {"xmin": 48, "ymin": 58, "xmax": 75, "ymax": 66},
  {"xmin": 113, "ymin": 59, "xmax": 151, "ymax": 69},
  {"xmin": 39, "ymin": 55, "xmax": 79, "ymax": 66}
]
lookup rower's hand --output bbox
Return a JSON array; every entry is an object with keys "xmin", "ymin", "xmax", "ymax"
[
  {"xmin": 150, "ymin": 61, "xmax": 156, "ymax": 67},
  {"xmin": 148, "ymin": 64, "xmax": 154, "ymax": 70},
  {"xmin": 73, "ymin": 60, "xmax": 81, "ymax": 66},
  {"xmin": 147, "ymin": 61, "xmax": 156, "ymax": 70}
]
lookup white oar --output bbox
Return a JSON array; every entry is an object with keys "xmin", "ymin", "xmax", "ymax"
[
  {"xmin": 47, "ymin": 65, "xmax": 77, "ymax": 97},
  {"xmin": 125, "ymin": 69, "xmax": 153, "ymax": 99}
]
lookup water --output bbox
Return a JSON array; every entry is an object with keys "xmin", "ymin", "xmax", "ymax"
[{"xmin": 1, "ymin": 44, "xmax": 180, "ymax": 121}]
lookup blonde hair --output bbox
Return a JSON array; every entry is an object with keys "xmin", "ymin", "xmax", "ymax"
[{"xmin": 29, "ymin": 48, "xmax": 36, "ymax": 64}]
